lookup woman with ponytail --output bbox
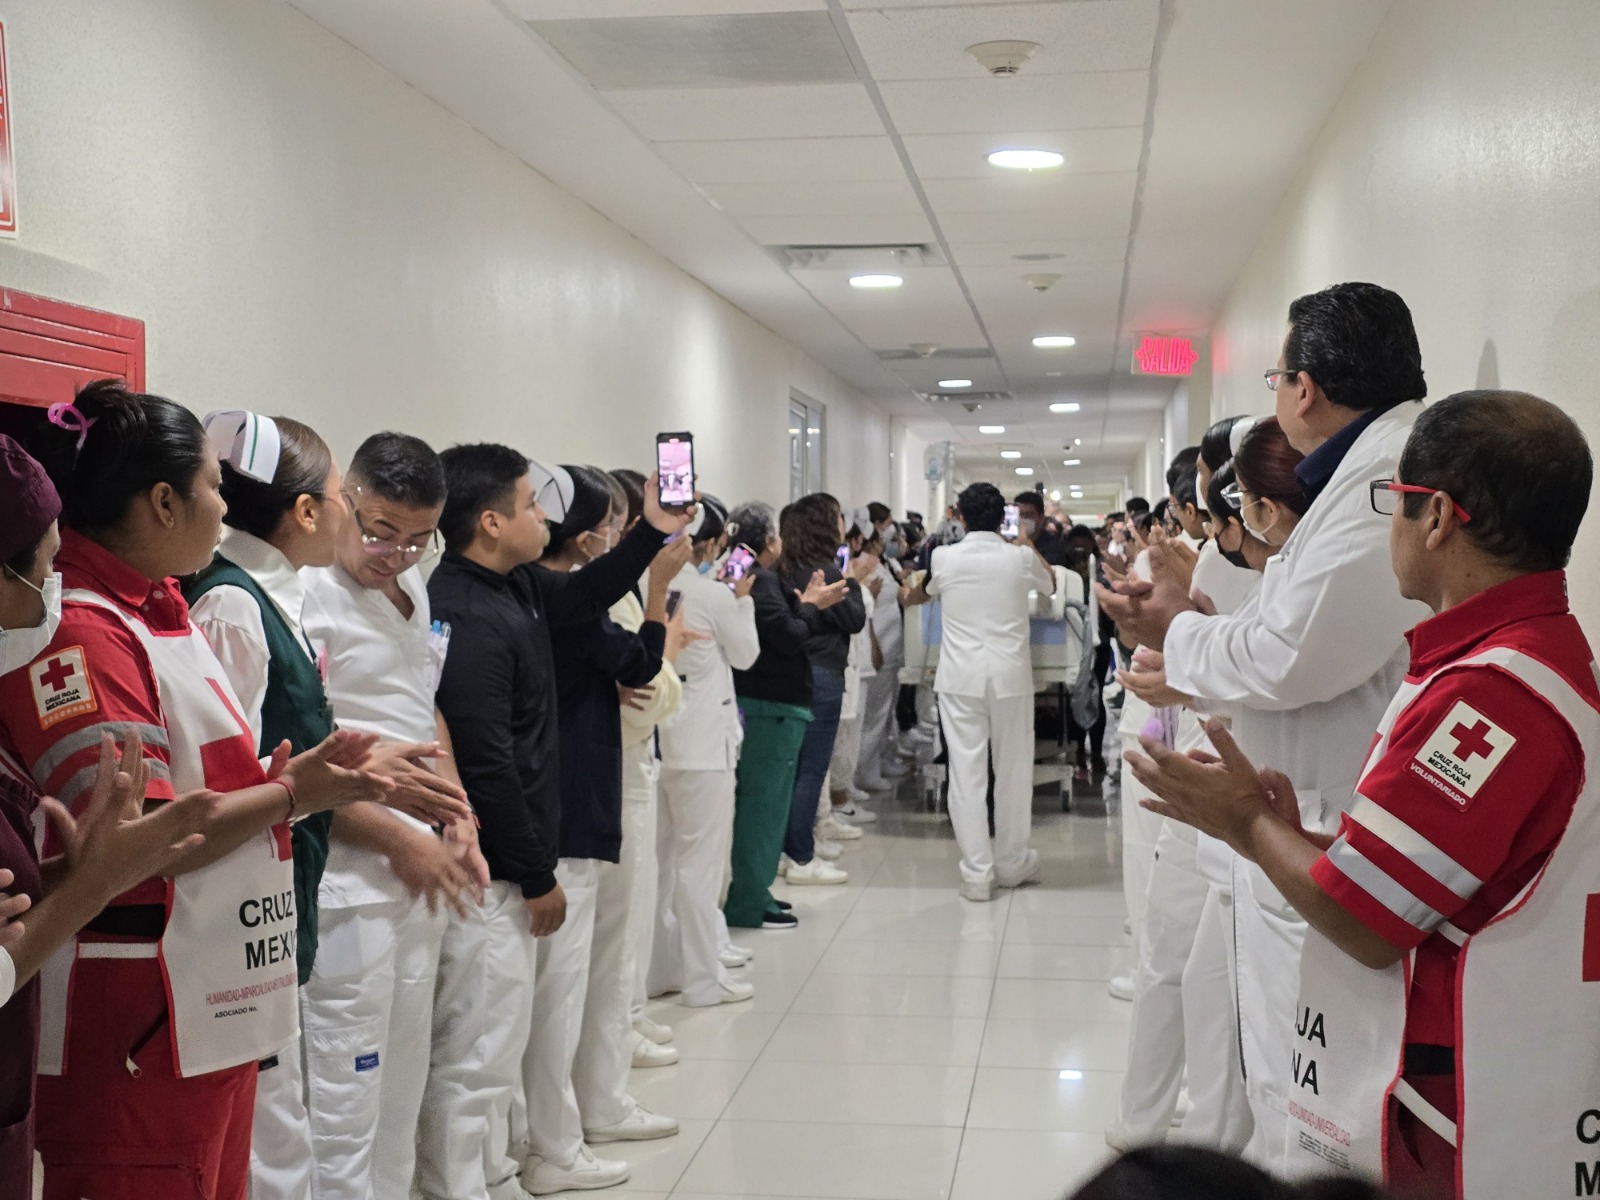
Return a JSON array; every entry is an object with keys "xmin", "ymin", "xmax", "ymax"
[{"xmin": 1, "ymin": 381, "xmax": 392, "ymax": 1200}]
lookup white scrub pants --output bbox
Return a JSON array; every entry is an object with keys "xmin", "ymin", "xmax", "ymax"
[
  {"xmin": 829, "ymin": 711, "xmax": 864, "ymax": 799},
  {"xmin": 250, "ymin": 1032, "xmax": 311, "ymax": 1200},
  {"xmin": 1234, "ymin": 860, "xmax": 1309, "ymax": 1171},
  {"xmin": 1119, "ymin": 730, "xmax": 1164, "ymax": 944},
  {"xmin": 854, "ymin": 668, "xmax": 899, "ymax": 786},
  {"xmin": 623, "ymin": 743, "xmax": 662, "ymax": 1024},
  {"xmin": 1176, "ymin": 883, "xmax": 1253, "ymax": 1150},
  {"xmin": 417, "ymin": 882, "xmax": 538, "ymax": 1200},
  {"xmin": 519, "ymin": 858, "xmax": 601, "ymax": 1170},
  {"xmin": 654, "ymin": 767, "xmax": 737, "ymax": 1006},
  {"xmin": 937, "ymin": 685, "xmax": 1035, "ymax": 887},
  {"xmin": 573, "ymin": 842, "xmax": 646, "ymax": 1133},
  {"xmin": 302, "ymin": 892, "xmax": 446, "ymax": 1200}
]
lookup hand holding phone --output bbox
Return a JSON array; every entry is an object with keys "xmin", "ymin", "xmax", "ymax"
[
  {"xmin": 835, "ymin": 545, "xmax": 850, "ymax": 574},
  {"xmin": 665, "ymin": 590, "xmax": 684, "ymax": 621},
  {"xmin": 1001, "ymin": 504, "xmax": 1021, "ymax": 540},
  {"xmin": 718, "ymin": 546, "xmax": 756, "ymax": 591}
]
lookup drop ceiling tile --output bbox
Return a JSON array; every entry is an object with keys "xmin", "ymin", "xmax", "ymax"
[
  {"xmin": 845, "ymin": 2, "xmax": 1158, "ymax": 82},
  {"xmin": 937, "ymin": 207, "xmax": 1131, "ymax": 243},
  {"xmin": 792, "ymin": 266, "xmax": 985, "ymax": 350},
  {"xmin": 879, "ymin": 72, "xmax": 1149, "ymax": 135},
  {"xmin": 961, "ymin": 260, "xmax": 1127, "ymax": 300},
  {"xmin": 510, "ymin": 0, "xmax": 822, "ymax": 14},
  {"xmin": 700, "ymin": 178, "xmax": 924, "ymax": 217},
  {"xmin": 922, "ymin": 170, "xmax": 1136, "ymax": 216},
  {"xmin": 735, "ymin": 213, "xmax": 936, "ymax": 244},
  {"xmin": 657, "ymin": 136, "xmax": 905, "ymax": 183},
  {"xmin": 604, "ymin": 83, "xmax": 883, "ymax": 141},
  {"xmin": 902, "ymin": 127, "xmax": 1144, "ymax": 179},
  {"xmin": 946, "ymin": 239, "xmax": 1130, "ymax": 269}
]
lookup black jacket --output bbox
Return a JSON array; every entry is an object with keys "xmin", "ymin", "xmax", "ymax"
[
  {"xmin": 549, "ymin": 594, "xmax": 664, "ymax": 862},
  {"xmin": 428, "ymin": 519, "xmax": 665, "ymax": 898},
  {"xmin": 732, "ymin": 564, "xmax": 815, "ymax": 706},
  {"xmin": 778, "ymin": 562, "xmax": 866, "ymax": 674}
]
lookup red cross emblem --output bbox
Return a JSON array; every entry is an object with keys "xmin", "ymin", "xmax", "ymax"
[
  {"xmin": 38, "ymin": 657, "xmax": 74, "ymax": 692},
  {"xmin": 1450, "ymin": 720, "xmax": 1495, "ymax": 761}
]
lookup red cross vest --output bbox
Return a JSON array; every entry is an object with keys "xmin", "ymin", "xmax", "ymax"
[
  {"xmin": 1283, "ymin": 645, "xmax": 1600, "ymax": 1197},
  {"xmin": 37, "ymin": 590, "xmax": 297, "ymax": 1079}
]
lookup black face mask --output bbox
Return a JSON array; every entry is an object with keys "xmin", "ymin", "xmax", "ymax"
[{"xmin": 1219, "ymin": 545, "xmax": 1251, "ymax": 570}]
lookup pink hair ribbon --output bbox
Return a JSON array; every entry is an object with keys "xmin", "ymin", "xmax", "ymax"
[{"xmin": 46, "ymin": 402, "xmax": 97, "ymax": 450}]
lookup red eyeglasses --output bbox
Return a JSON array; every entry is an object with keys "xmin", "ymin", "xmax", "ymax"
[{"xmin": 1369, "ymin": 479, "xmax": 1472, "ymax": 524}]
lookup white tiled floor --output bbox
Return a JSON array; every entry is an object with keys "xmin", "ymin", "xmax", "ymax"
[{"xmin": 583, "ymin": 762, "xmax": 1130, "ymax": 1200}]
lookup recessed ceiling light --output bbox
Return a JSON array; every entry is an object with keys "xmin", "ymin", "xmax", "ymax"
[
  {"xmin": 1046, "ymin": 371, "xmax": 1063, "ymax": 377},
  {"xmin": 1000, "ymin": 450, "xmax": 1022, "ymax": 459},
  {"xmin": 849, "ymin": 274, "xmax": 903, "ymax": 289},
  {"xmin": 978, "ymin": 425, "xmax": 1005, "ymax": 434},
  {"xmin": 988, "ymin": 149, "xmax": 1064, "ymax": 171},
  {"xmin": 939, "ymin": 379, "xmax": 973, "ymax": 389},
  {"xmin": 1015, "ymin": 467, "xmax": 1035, "ymax": 476},
  {"xmin": 1049, "ymin": 402, "xmax": 1080, "ymax": 414},
  {"xmin": 1063, "ymin": 459, "xmax": 1081, "ymax": 466},
  {"xmin": 1015, "ymin": 252, "xmax": 1066, "ymax": 263},
  {"xmin": 1074, "ymin": 438, "xmax": 1082, "ymax": 445},
  {"xmin": 1058, "ymin": 1069, "xmax": 1085, "ymax": 1080},
  {"xmin": 1049, "ymin": 490, "xmax": 1061, "ymax": 501},
  {"xmin": 1033, "ymin": 335, "xmax": 1076, "ymax": 348}
]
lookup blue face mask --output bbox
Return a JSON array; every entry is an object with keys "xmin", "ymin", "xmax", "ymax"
[{"xmin": 696, "ymin": 560, "xmax": 715, "ymax": 576}]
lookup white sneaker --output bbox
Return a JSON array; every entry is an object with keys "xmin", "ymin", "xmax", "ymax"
[
  {"xmin": 717, "ymin": 979, "xmax": 755, "ymax": 1004},
  {"xmin": 1103, "ymin": 1124, "xmax": 1140, "ymax": 1153},
  {"xmin": 816, "ymin": 816, "xmax": 862, "ymax": 841},
  {"xmin": 522, "ymin": 1145, "xmax": 630, "ymax": 1194},
  {"xmin": 1108, "ymin": 975, "xmax": 1135, "ymax": 1002},
  {"xmin": 633, "ymin": 1014, "xmax": 674, "ymax": 1045},
  {"xmin": 996, "ymin": 848, "xmax": 1041, "ymax": 889},
  {"xmin": 813, "ymin": 838, "xmax": 843, "ymax": 861},
  {"xmin": 631, "ymin": 1034, "xmax": 679, "ymax": 1068},
  {"xmin": 855, "ymin": 773, "xmax": 893, "ymax": 792},
  {"xmin": 959, "ymin": 879, "xmax": 995, "ymax": 903},
  {"xmin": 835, "ymin": 802, "xmax": 878, "ymax": 825},
  {"xmin": 584, "ymin": 1100, "xmax": 680, "ymax": 1143},
  {"xmin": 786, "ymin": 858, "xmax": 849, "ymax": 886},
  {"xmin": 719, "ymin": 945, "xmax": 752, "ymax": 968}
]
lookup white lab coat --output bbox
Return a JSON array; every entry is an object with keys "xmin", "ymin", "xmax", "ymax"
[{"xmin": 1162, "ymin": 403, "xmax": 1432, "ymax": 1167}]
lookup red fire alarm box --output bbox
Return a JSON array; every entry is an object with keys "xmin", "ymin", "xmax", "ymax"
[{"xmin": 0, "ymin": 288, "xmax": 146, "ymax": 409}]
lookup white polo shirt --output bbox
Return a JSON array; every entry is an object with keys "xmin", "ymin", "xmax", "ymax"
[
  {"xmin": 926, "ymin": 531, "xmax": 1054, "ymax": 699},
  {"xmin": 302, "ymin": 562, "xmax": 443, "ymax": 909}
]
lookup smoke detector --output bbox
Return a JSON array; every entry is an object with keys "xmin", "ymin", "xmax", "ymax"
[
  {"xmin": 965, "ymin": 40, "xmax": 1041, "ymax": 77},
  {"xmin": 909, "ymin": 342, "xmax": 940, "ymax": 358},
  {"xmin": 1021, "ymin": 273, "xmax": 1062, "ymax": 292}
]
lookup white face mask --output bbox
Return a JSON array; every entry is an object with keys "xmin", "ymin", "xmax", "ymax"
[
  {"xmin": 0, "ymin": 571, "xmax": 62, "ymax": 677},
  {"xmin": 1241, "ymin": 500, "xmax": 1284, "ymax": 546}
]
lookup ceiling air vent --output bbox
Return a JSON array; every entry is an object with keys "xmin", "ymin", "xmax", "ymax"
[
  {"xmin": 771, "ymin": 244, "xmax": 945, "ymax": 271},
  {"xmin": 923, "ymin": 391, "xmax": 1012, "ymax": 404},
  {"xmin": 876, "ymin": 346, "xmax": 992, "ymax": 362}
]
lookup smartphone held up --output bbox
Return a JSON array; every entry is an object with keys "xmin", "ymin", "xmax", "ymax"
[
  {"xmin": 656, "ymin": 432, "xmax": 695, "ymax": 507},
  {"xmin": 718, "ymin": 545, "xmax": 756, "ymax": 591}
]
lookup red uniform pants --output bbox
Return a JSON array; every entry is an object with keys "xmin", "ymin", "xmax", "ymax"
[
  {"xmin": 1385, "ymin": 1074, "xmax": 1457, "ymax": 1200},
  {"xmin": 35, "ymin": 955, "xmax": 256, "ymax": 1200}
]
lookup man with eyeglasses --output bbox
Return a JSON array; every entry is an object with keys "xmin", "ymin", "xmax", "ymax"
[
  {"xmin": 1098, "ymin": 282, "xmax": 1432, "ymax": 1168},
  {"xmin": 1126, "ymin": 391, "xmax": 1597, "ymax": 1199},
  {"xmin": 301, "ymin": 433, "xmax": 487, "ymax": 1200}
]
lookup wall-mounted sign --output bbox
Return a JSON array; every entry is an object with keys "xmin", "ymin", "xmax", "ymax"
[
  {"xmin": 0, "ymin": 22, "xmax": 15, "ymax": 238},
  {"xmin": 1133, "ymin": 335, "xmax": 1197, "ymax": 376}
]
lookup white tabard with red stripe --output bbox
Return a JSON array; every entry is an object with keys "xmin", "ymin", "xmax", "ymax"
[
  {"xmin": 39, "ymin": 590, "xmax": 296, "ymax": 1079},
  {"xmin": 1284, "ymin": 646, "xmax": 1600, "ymax": 1198}
]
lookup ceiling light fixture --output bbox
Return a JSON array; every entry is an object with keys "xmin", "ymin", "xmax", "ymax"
[
  {"xmin": 1015, "ymin": 252, "xmax": 1066, "ymax": 263},
  {"xmin": 849, "ymin": 274, "xmax": 903, "ymax": 289},
  {"xmin": 1015, "ymin": 467, "xmax": 1035, "ymax": 476},
  {"xmin": 939, "ymin": 379, "xmax": 973, "ymax": 389},
  {"xmin": 1049, "ymin": 402, "xmax": 1080, "ymax": 414},
  {"xmin": 1063, "ymin": 459, "xmax": 1081, "ymax": 467},
  {"xmin": 1074, "ymin": 438, "xmax": 1082, "ymax": 446},
  {"xmin": 988, "ymin": 149, "xmax": 1064, "ymax": 171},
  {"xmin": 1049, "ymin": 490, "xmax": 1061, "ymax": 501},
  {"xmin": 1001, "ymin": 450, "xmax": 1022, "ymax": 459},
  {"xmin": 1033, "ymin": 335, "xmax": 1076, "ymax": 348},
  {"xmin": 978, "ymin": 425, "xmax": 1005, "ymax": 434}
]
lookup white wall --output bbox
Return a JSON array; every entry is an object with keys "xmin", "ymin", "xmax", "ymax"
[
  {"xmin": 0, "ymin": 0, "xmax": 889, "ymax": 510},
  {"xmin": 1211, "ymin": 0, "xmax": 1600, "ymax": 623}
]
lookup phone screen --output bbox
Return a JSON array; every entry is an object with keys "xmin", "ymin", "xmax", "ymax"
[
  {"xmin": 718, "ymin": 546, "xmax": 756, "ymax": 589},
  {"xmin": 656, "ymin": 432, "xmax": 695, "ymax": 507},
  {"xmin": 665, "ymin": 589, "xmax": 683, "ymax": 620},
  {"xmin": 1001, "ymin": 505, "xmax": 1020, "ymax": 540},
  {"xmin": 835, "ymin": 545, "xmax": 850, "ymax": 573}
]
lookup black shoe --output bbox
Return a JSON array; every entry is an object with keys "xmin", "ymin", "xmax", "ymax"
[
  {"xmin": 761, "ymin": 909, "xmax": 799, "ymax": 930},
  {"xmin": 773, "ymin": 899, "xmax": 793, "ymax": 912},
  {"xmin": 1091, "ymin": 755, "xmax": 1108, "ymax": 779}
]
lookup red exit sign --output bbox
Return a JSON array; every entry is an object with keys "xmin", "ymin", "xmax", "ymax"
[{"xmin": 1133, "ymin": 335, "xmax": 1197, "ymax": 376}]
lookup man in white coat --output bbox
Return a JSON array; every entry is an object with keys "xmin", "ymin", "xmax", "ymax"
[
  {"xmin": 906, "ymin": 482, "xmax": 1054, "ymax": 902},
  {"xmin": 1100, "ymin": 281, "xmax": 1433, "ymax": 1167}
]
